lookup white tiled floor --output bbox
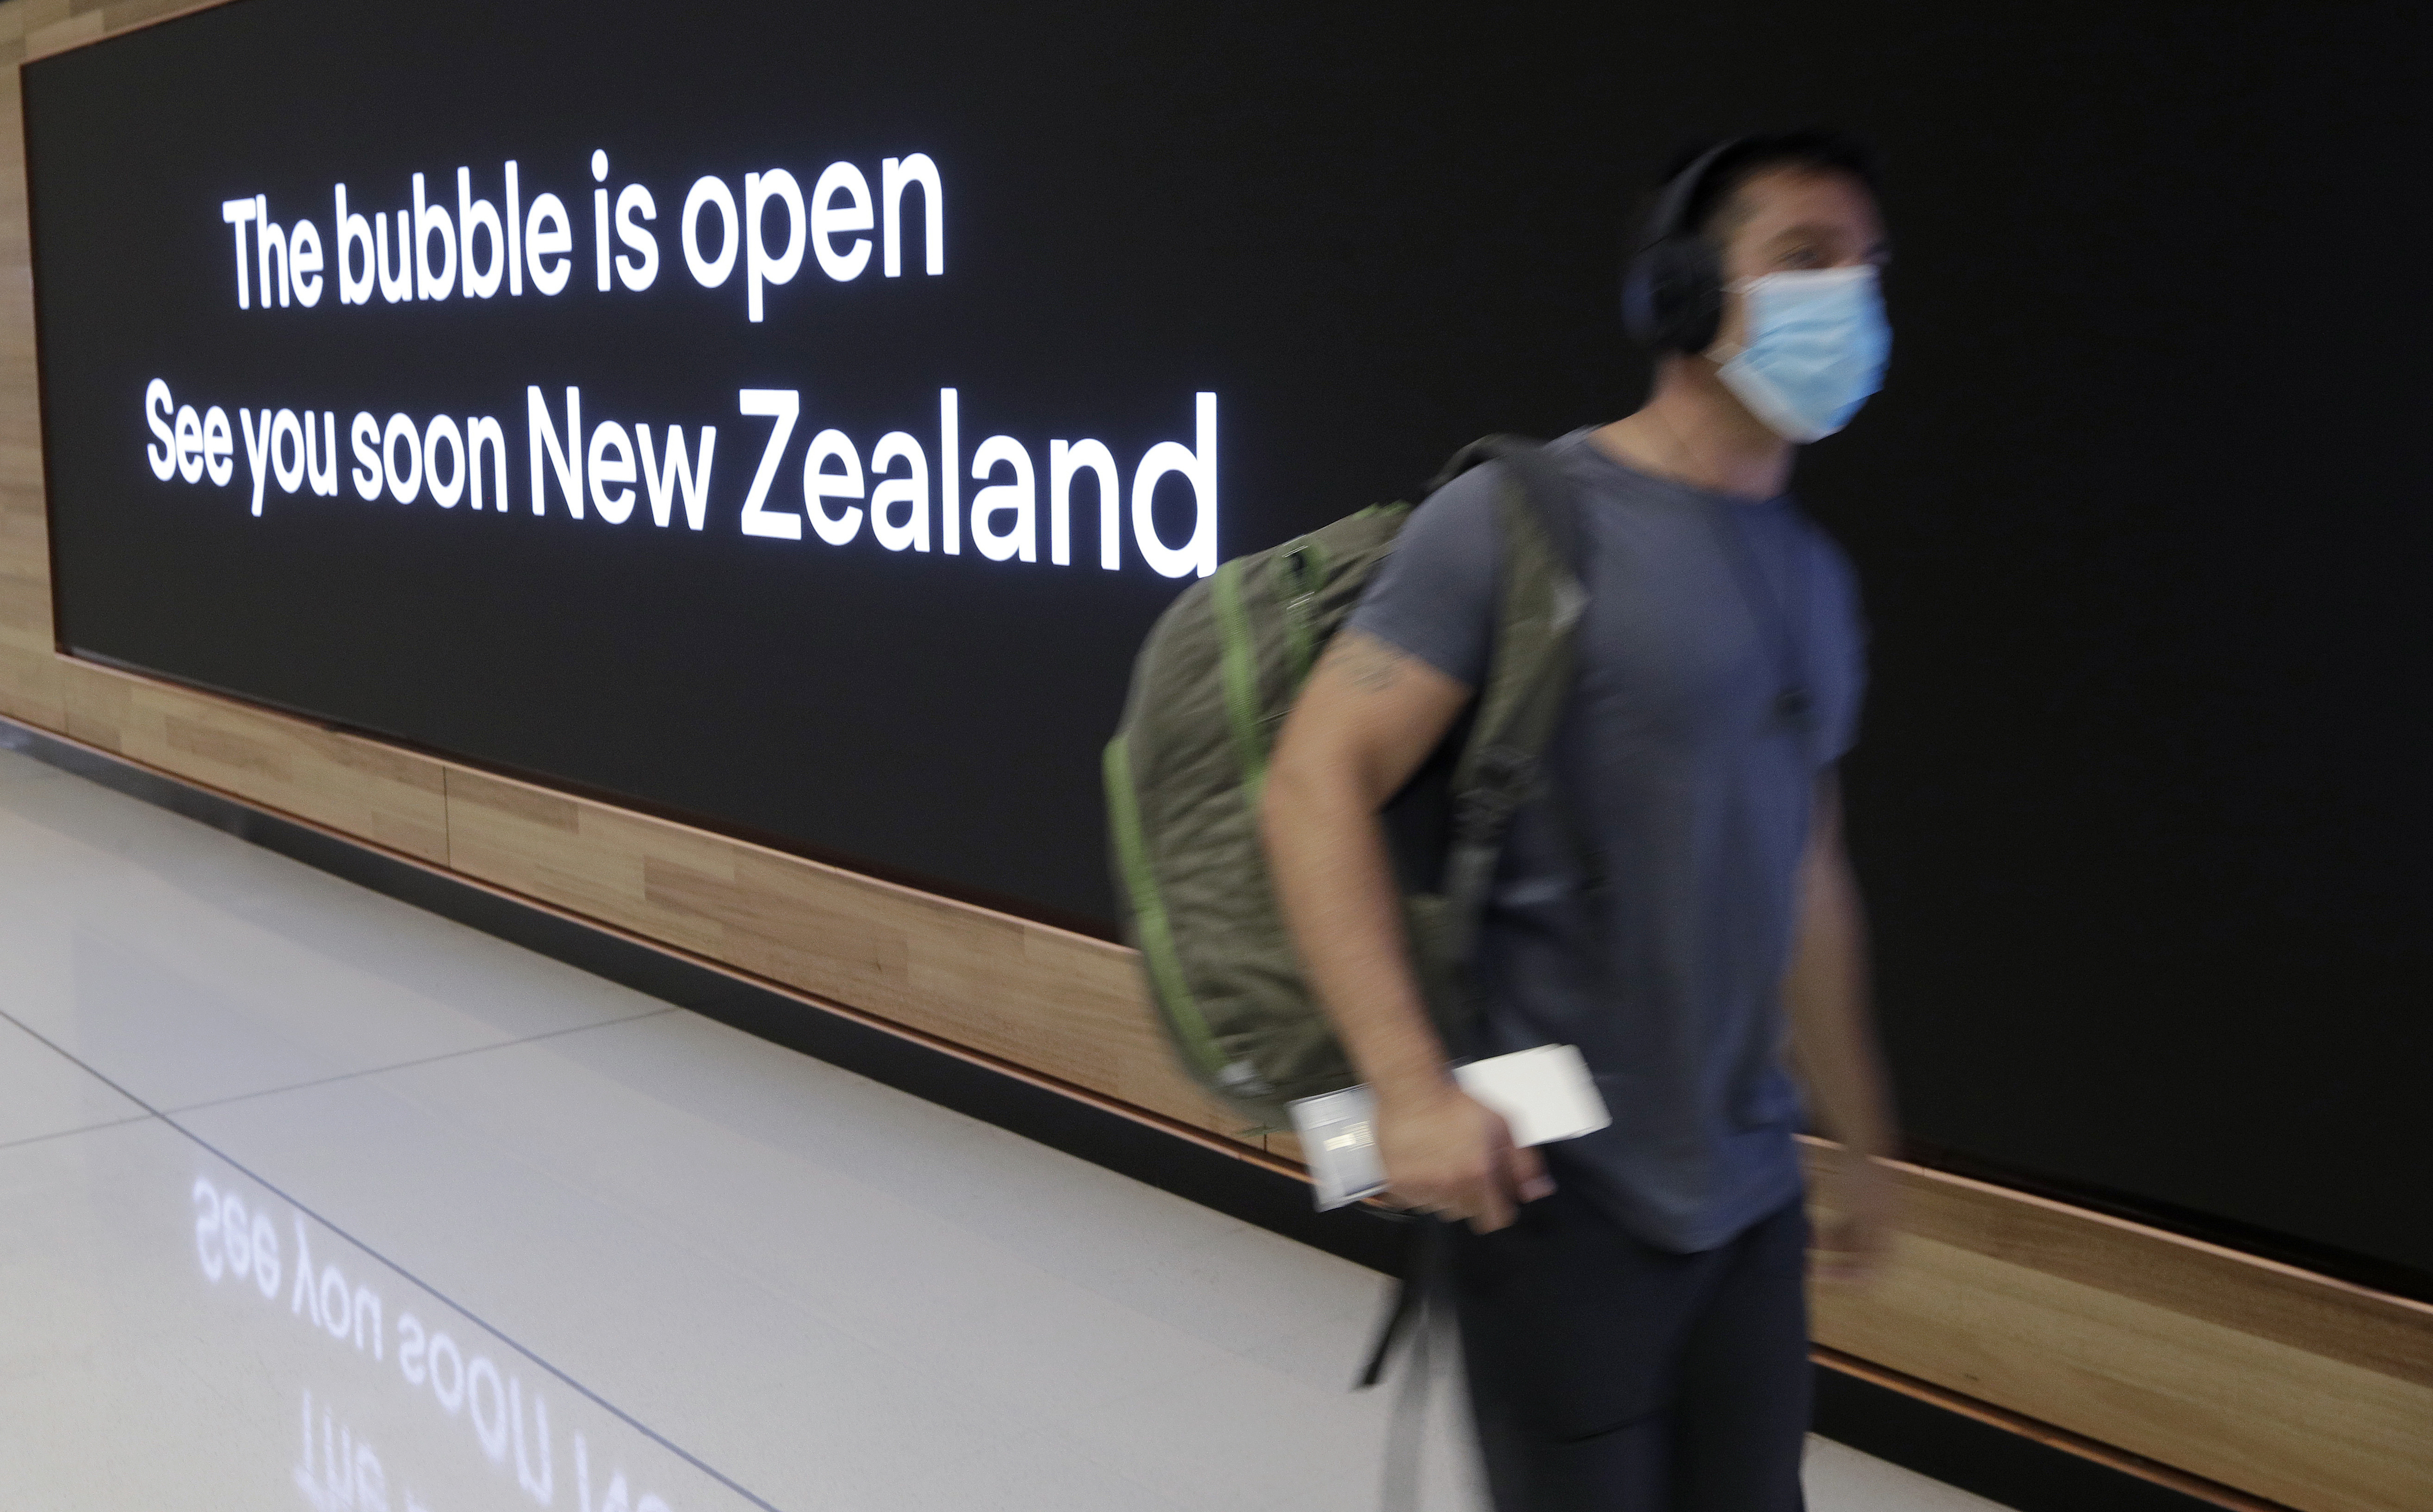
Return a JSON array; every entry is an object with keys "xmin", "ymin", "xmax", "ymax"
[{"xmin": 0, "ymin": 743, "xmax": 2013, "ymax": 1512}]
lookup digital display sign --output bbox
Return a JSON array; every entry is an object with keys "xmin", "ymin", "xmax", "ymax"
[
  {"xmin": 27, "ymin": 0, "xmax": 2433, "ymax": 1282},
  {"xmin": 156, "ymin": 150, "xmax": 1216, "ymax": 574},
  {"xmin": 29, "ymin": 1, "xmax": 1291, "ymax": 926}
]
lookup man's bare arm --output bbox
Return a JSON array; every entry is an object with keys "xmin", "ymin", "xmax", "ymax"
[
  {"xmin": 1261, "ymin": 629, "xmax": 1551, "ymax": 1230},
  {"xmin": 1265, "ymin": 631, "xmax": 1463, "ymax": 1097},
  {"xmin": 1784, "ymin": 772, "xmax": 1900, "ymax": 1279}
]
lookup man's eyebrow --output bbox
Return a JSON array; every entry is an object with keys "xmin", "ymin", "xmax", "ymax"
[{"xmin": 1761, "ymin": 223, "xmax": 1894, "ymax": 259}]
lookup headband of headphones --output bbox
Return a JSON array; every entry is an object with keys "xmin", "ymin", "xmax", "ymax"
[
  {"xmin": 1620, "ymin": 136, "xmax": 1752, "ymax": 355},
  {"xmin": 1645, "ymin": 138, "xmax": 1747, "ymax": 250}
]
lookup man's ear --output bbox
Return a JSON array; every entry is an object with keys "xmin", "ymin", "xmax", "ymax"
[{"xmin": 1704, "ymin": 279, "xmax": 1751, "ymax": 361}]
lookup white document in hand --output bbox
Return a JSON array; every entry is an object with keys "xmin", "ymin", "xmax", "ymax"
[
  {"xmin": 1452, "ymin": 1043, "xmax": 1612, "ymax": 1148},
  {"xmin": 1288, "ymin": 1044, "xmax": 1611, "ymax": 1212}
]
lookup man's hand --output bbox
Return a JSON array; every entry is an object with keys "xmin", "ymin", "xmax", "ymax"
[
  {"xmin": 1377, "ymin": 1080, "xmax": 1555, "ymax": 1232},
  {"xmin": 1810, "ymin": 1143, "xmax": 1896, "ymax": 1284}
]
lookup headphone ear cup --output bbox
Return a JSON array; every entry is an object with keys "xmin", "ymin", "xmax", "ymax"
[
  {"xmin": 1624, "ymin": 237, "xmax": 1723, "ymax": 354},
  {"xmin": 1623, "ymin": 135, "xmax": 1750, "ymax": 353}
]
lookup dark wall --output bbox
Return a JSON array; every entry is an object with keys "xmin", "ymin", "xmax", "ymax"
[{"xmin": 28, "ymin": 0, "xmax": 2431, "ymax": 1280}]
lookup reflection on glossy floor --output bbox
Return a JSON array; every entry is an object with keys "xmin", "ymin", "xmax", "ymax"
[{"xmin": 0, "ymin": 742, "xmax": 2011, "ymax": 1512}]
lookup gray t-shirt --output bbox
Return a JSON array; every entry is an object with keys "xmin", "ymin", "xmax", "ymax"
[{"xmin": 1348, "ymin": 428, "xmax": 1866, "ymax": 1253}]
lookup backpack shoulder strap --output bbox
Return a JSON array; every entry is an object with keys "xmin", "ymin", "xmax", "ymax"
[
  {"xmin": 1426, "ymin": 435, "xmax": 1591, "ymax": 973},
  {"xmin": 1426, "ymin": 435, "xmax": 1588, "ymax": 584}
]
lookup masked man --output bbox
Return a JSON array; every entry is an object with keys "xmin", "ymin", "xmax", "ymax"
[{"xmin": 1262, "ymin": 131, "xmax": 1902, "ymax": 1511}]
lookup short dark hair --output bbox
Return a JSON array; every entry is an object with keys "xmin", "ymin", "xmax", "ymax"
[{"xmin": 1664, "ymin": 129, "xmax": 1883, "ymax": 243}]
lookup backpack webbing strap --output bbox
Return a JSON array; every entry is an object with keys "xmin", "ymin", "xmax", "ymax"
[
  {"xmin": 1356, "ymin": 1212, "xmax": 1441, "ymax": 1388},
  {"xmin": 1429, "ymin": 436, "xmax": 1590, "ymax": 970}
]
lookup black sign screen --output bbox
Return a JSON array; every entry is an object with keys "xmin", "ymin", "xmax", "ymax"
[{"xmin": 28, "ymin": 0, "xmax": 2433, "ymax": 1283}]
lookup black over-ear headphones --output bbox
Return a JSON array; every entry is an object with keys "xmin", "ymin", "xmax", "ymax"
[{"xmin": 1620, "ymin": 137, "xmax": 1751, "ymax": 355}]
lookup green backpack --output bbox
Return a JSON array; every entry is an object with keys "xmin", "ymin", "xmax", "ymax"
[{"xmin": 1103, "ymin": 437, "xmax": 1587, "ymax": 1127}]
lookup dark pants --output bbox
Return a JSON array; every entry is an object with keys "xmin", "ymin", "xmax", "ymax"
[{"xmin": 1449, "ymin": 1187, "xmax": 1811, "ymax": 1512}]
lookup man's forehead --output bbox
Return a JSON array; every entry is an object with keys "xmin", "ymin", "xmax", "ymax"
[{"xmin": 1732, "ymin": 167, "xmax": 1882, "ymax": 232}]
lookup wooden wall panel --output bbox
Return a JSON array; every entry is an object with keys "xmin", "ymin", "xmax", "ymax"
[
  {"xmin": 0, "ymin": 58, "xmax": 61, "ymax": 730},
  {"xmin": 443, "ymin": 763, "xmax": 1246, "ymax": 1139},
  {"xmin": 59, "ymin": 658, "xmax": 449, "ymax": 862},
  {"xmin": 1806, "ymin": 1147, "xmax": 2433, "ymax": 1512},
  {"xmin": 5, "ymin": 4, "xmax": 2427, "ymax": 1509}
]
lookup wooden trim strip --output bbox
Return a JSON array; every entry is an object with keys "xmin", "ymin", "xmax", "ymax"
[
  {"xmin": 1802, "ymin": 1140, "xmax": 2433, "ymax": 1390},
  {"xmin": 438, "ymin": 753, "xmax": 1250, "ymax": 1139},
  {"xmin": 57, "ymin": 658, "xmax": 451, "ymax": 862},
  {"xmin": 1814, "ymin": 1346, "xmax": 2297, "ymax": 1512},
  {"xmin": 1803, "ymin": 1139, "xmax": 2432, "ymax": 1512}
]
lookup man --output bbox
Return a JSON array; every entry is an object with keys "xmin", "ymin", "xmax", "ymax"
[{"xmin": 1260, "ymin": 131, "xmax": 1901, "ymax": 1510}]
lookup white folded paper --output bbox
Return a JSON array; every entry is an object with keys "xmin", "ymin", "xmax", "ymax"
[{"xmin": 1287, "ymin": 1044, "xmax": 1611, "ymax": 1211}]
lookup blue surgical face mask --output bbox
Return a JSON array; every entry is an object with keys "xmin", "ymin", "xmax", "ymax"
[{"xmin": 1712, "ymin": 265, "xmax": 1890, "ymax": 443}]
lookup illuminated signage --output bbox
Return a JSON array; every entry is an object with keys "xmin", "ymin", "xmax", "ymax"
[
  {"xmin": 22, "ymin": 0, "xmax": 1505, "ymax": 923},
  {"xmin": 148, "ymin": 148, "xmax": 1217, "ymax": 578}
]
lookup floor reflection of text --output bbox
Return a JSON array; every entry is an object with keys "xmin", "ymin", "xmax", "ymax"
[{"xmin": 194, "ymin": 1173, "xmax": 679, "ymax": 1510}]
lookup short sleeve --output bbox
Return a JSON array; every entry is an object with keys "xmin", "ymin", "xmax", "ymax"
[{"xmin": 1344, "ymin": 463, "xmax": 1505, "ymax": 690}]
